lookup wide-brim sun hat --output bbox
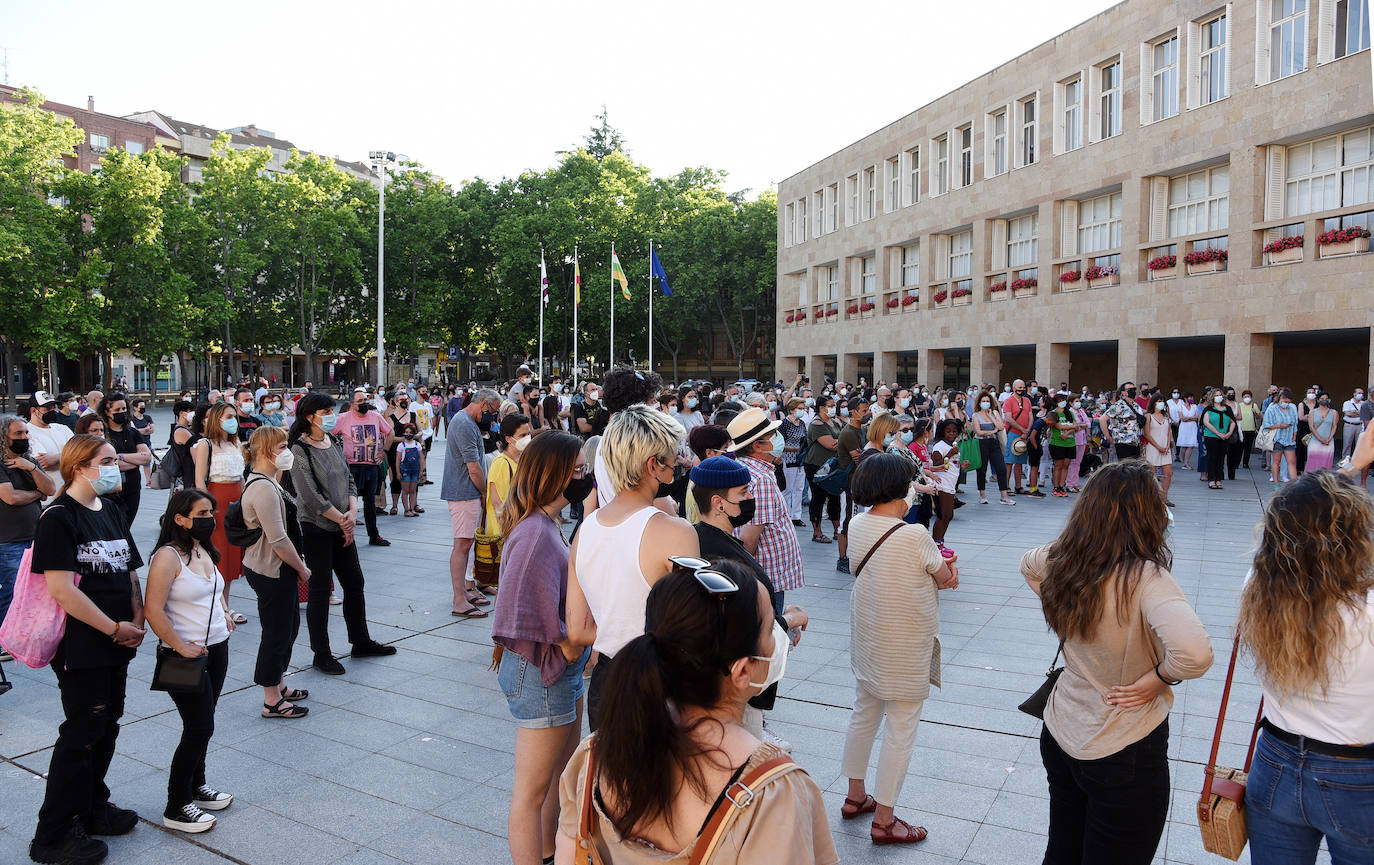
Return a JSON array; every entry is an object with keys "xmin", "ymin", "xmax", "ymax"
[{"xmin": 725, "ymin": 407, "xmax": 781, "ymax": 451}]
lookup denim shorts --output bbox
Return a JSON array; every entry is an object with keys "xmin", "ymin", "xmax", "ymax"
[
  {"xmin": 1271, "ymin": 442, "xmax": 1296, "ymax": 453},
  {"xmin": 399, "ymin": 465, "xmax": 420, "ymax": 483},
  {"xmin": 498, "ymin": 646, "xmax": 589, "ymax": 729}
]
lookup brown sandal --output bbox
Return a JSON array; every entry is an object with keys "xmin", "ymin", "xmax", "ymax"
[
  {"xmin": 871, "ymin": 817, "xmax": 927, "ymax": 845},
  {"xmin": 840, "ymin": 794, "xmax": 877, "ymax": 820}
]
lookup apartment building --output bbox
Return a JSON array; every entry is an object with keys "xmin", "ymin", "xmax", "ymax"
[{"xmin": 775, "ymin": 0, "xmax": 1374, "ymax": 396}]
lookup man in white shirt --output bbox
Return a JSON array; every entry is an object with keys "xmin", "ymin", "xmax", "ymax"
[
  {"xmin": 80, "ymin": 389, "xmax": 103, "ymax": 416},
  {"xmin": 24, "ymin": 391, "xmax": 73, "ymax": 500},
  {"xmin": 1342, "ymin": 387, "xmax": 1366, "ymax": 458}
]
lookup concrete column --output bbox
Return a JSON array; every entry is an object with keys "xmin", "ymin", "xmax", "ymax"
[
  {"xmin": 806, "ymin": 354, "xmax": 830, "ymax": 387},
  {"xmin": 971, "ymin": 345, "xmax": 1001, "ymax": 389},
  {"xmin": 1039, "ymin": 341, "xmax": 1071, "ymax": 389},
  {"xmin": 1224, "ymin": 332, "xmax": 1273, "ymax": 395},
  {"xmin": 837, "ymin": 352, "xmax": 860, "ymax": 386},
  {"xmin": 918, "ymin": 348, "xmax": 945, "ymax": 390},
  {"xmin": 875, "ymin": 351, "xmax": 899, "ymax": 388},
  {"xmin": 1118, "ymin": 338, "xmax": 1159, "ymax": 389}
]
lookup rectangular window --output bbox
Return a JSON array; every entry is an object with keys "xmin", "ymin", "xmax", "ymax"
[
  {"xmin": 1168, "ymin": 165, "xmax": 1230, "ymax": 236},
  {"xmin": 989, "ymin": 110, "xmax": 1008, "ymax": 176},
  {"xmin": 1271, "ymin": 0, "xmax": 1307, "ymax": 80},
  {"xmin": 826, "ymin": 266, "xmax": 839, "ymax": 301},
  {"xmin": 862, "ymin": 166, "xmax": 876, "ymax": 219},
  {"xmin": 813, "ymin": 190, "xmax": 825, "ymax": 234},
  {"xmin": 827, "ymin": 184, "xmax": 838, "ymax": 232},
  {"xmin": 89, "ymin": 133, "xmax": 109, "ymax": 152},
  {"xmin": 125, "ymin": 140, "xmax": 145, "ymax": 155},
  {"xmin": 1008, "ymin": 213, "xmax": 1039, "ymax": 266},
  {"xmin": 785, "ymin": 203, "xmax": 794, "ymax": 247},
  {"xmin": 959, "ymin": 126, "xmax": 973, "ymax": 187},
  {"xmin": 861, "ymin": 257, "xmax": 876, "ymax": 295},
  {"xmin": 1201, "ymin": 13, "xmax": 1229, "ymax": 104},
  {"xmin": 885, "ymin": 157, "xmax": 900, "ymax": 212},
  {"xmin": 1152, "ymin": 36, "xmax": 1180, "ymax": 121},
  {"xmin": 1337, "ymin": 0, "xmax": 1371, "ymax": 57},
  {"xmin": 935, "ymin": 135, "xmax": 949, "ymax": 195},
  {"xmin": 905, "ymin": 147, "xmax": 920, "ymax": 205},
  {"xmin": 845, "ymin": 174, "xmax": 858, "ymax": 225},
  {"xmin": 1099, "ymin": 60, "xmax": 1122, "ymax": 139},
  {"xmin": 1018, "ymin": 96, "xmax": 1037, "ymax": 166},
  {"xmin": 901, "ymin": 243, "xmax": 920, "ymax": 286},
  {"xmin": 1063, "ymin": 77, "xmax": 1083, "ymax": 151},
  {"xmin": 1078, "ymin": 192, "xmax": 1123, "ymax": 253},
  {"xmin": 949, "ymin": 230, "xmax": 973, "ymax": 278},
  {"xmin": 1285, "ymin": 126, "xmax": 1374, "ymax": 214},
  {"xmin": 798, "ymin": 198, "xmax": 807, "ymax": 242}
]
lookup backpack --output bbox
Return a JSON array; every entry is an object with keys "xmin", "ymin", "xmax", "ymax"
[
  {"xmin": 223, "ymin": 476, "xmax": 272, "ymax": 547},
  {"xmin": 149, "ymin": 447, "xmax": 180, "ymax": 490}
]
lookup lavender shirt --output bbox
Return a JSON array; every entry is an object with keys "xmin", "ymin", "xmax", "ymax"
[{"xmin": 491, "ymin": 512, "xmax": 571, "ymax": 685}]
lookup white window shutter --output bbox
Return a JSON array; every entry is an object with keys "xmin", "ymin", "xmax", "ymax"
[
  {"xmin": 1265, "ymin": 145, "xmax": 1287, "ymax": 220},
  {"xmin": 935, "ymin": 234, "xmax": 951, "ymax": 279},
  {"xmin": 991, "ymin": 219, "xmax": 1008, "ymax": 270},
  {"xmin": 1149, "ymin": 177, "xmax": 1169, "ymax": 241},
  {"xmin": 1186, "ymin": 22, "xmax": 1202, "ymax": 108},
  {"xmin": 1052, "ymin": 84, "xmax": 1065, "ymax": 154},
  {"xmin": 1317, "ymin": 0, "xmax": 1337, "ymax": 63},
  {"xmin": 1060, "ymin": 200, "xmax": 1079, "ymax": 257},
  {"xmin": 1255, "ymin": 1, "xmax": 1271, "ymax": 85},
  {"xmin": 1140, "ymin": 43, "xmax": 1155, "ymax": 125}
]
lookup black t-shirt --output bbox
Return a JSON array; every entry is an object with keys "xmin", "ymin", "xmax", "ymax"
[
  {"xmin": 30, "ymin": 493, "xmax": 144, "ymax": 669},
  {"xmin": 52, "ymin": 412, "xmax": 78, "ymax": 431},
  {"xmin": 571, "ymin": 401, "xmax": 608, "ymax": 439},
  {"xmin": 0, "ymin": 462, "xmax": 41, "ymax": 543},
  {"xmin": 695, "ymin": 522, "xmax": 784, "ymax": 712},
  {"xmin": 130, "ymin": 412, "xmax": 153, "ymax": 443},
  {"xmin": 105, "ymin": 424, "xmax": 144, "ymax": 489}
]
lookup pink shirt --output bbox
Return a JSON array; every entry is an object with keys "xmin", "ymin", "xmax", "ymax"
[{"xmin": 331, "ymin": 410, "xmax": 393, "ymax": 465}]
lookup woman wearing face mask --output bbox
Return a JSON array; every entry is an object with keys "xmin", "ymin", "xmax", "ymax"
[
  {"xmin": 239, "ymin": 426, "xmax": 311, "ymax": 719},
  {"xmin": 1142, "ymin": 397, "xmax": 1175, "ymax": 505},
  {"xmin": 1176, "ymin": 392, "xmax": 1200, "ymax": 470},
  {"xmin": 253, "ymin": 393, "xmax": 285, "ymax": 429},
  {"xmin": 491, "ymin": 432, "xmax": 593, "ymax": 865},
  {"xmin": 143, "ymin": 489, "xmax": 235, "ymax": 833},
  {"xmin": 485, "ymin": 414, "xmax": 531, "ymax": 535},
  {"xmin": 1304, "ymin": 391, "xmax": 1338, "ymax": 472},
  {"xmin": 1237, "ymin": 390, "xmax": 1263, "ymax": 469},
  {"xmin": 167, "ymin": 400, "xmax": 198, "ymax": 489},
  {"xmin": 1202, "ymin": 389, "xmax": 1238, "ymax": 490},
  {"xmin": 859, "ymin": 413, "xmax": 902, "ymax": 469},
  {"xmin": 556, "ymin": 559, "xmax": 836, "ymax": 865},
  {"xmin": 394, "ymin": 422, "xmax": 425, "ymax": 517},
  {"xmin": 191, "ymin": 402, "xmax": 248, "ymax": 623},
  {"xmin": 384, "ymin": 392, "xmax": 416, "ymax": 516},
  {"xmin": 972, "ymin": 389, "xmax": 1014, "ymax": 505},
  {"xmin": 926, "ymin": 419, "xmax": 964, "ymax": 550},
  {"xmin": 96, "ymin": 391, "xmax": 152, "ymax": 529},
  {"xmin": 840, "ymin": 454, "xmax": 958, "ymax": 845},
  {"xmin": 1066, "ymin": 397, "xmax": 1092, "ymax": 492},
  {"xmin": 778, "ymin": 398, "xmax": 808, "ymax": 526},
  {"xmin": 1295, "ymin": 387, "xmax": 1318, "ymax": 474},
  {"xmin": 27, "ymin": 435, "xmax": 146, "ymax": 864},
  {"xmin": 0, "ymin": 414, "xmax": 56, "ymax": 635},
  {"xmin": 804, "ymin": 396, "xmax": 843, "ymax": 542},
  {"xmin": 1046, "ymin": 397, "xmax": 1080, "ymax": 498},
  {"xmin": 1263, "ymin": 388, "xmax": 1300, "ymax": 489},
  {"xmin": 128, "ymin": 399, "xmax": 155, "ymax": 487}
]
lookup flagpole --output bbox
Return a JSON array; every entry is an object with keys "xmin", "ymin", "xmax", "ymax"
[
  {"xmin": 648, "ymin": 238, "xmax": 654, "ymax": 374},
  {"xmin": 609, "ymin": 242, "xmax": 616, "ymax": 369},
  {"xmin": 573, "ymin": 244, "xmax": 579, "ymax": 392},
  {"xmin": 537, "ymin": 247, "xmax": 545, "ymax": 388}
]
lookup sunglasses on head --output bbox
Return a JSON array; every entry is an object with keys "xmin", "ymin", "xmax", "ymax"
[{"xmin": 669, "ymin": 556, "xmax": 738, "ymax": 596}]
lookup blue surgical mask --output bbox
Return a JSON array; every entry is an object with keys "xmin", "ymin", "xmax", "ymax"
[
  {"xmin": 221, "ymin": 417, "xmax": 239, "ymax": 435},
  {"xmin": 686, "ymin": 398, "xmax": 698, "ymax": 409},
  {"xmin": 769, "ymin": 431, "xmax": 784, "ymax": 458},
  {"xmin": 805, "ymin": 397, "xmax": 815, "ymax": 407},
  {"xmin": 319, "ymin": 413, "xmax": 337, "ymax": 433},
  {"xmin": 899, "ymin": 397, "xmax": 911, "ymax": 408},
  {"xmin": 883, "ymin": 433, "xmax": 896, "ymax": 447},
  {"xmin": 767, "ymin": 401, "xmax": 778, "ymax": 412},
  {"xmin": 89, "ymin": 464, "xmax": 122, "ymax": 495},
  {"xmin": 900, "ymin": 430, "xmax": 915, "ymax": 444}
]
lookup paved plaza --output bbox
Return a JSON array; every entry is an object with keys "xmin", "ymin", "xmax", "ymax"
[{"xmin": 0, "ymin": 411, "xmax": 1320, "ymax": 865}]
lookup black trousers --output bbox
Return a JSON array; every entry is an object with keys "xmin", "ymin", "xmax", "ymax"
[
  {"xmin": 301, "ymin": 522, "xmax": 372, "ymax": 659},
  {"xmin": 35, "ymin": 660, "xmax": 129, "ymax": 844},
  {"xmin": 167, "ymin": 640, "xmax": 229, "ymax": 812},
  {"xmin": 1295, "ymin": 419, "xmax": 1310, "ymax": 472},
  {"xmin": 1040, "ymin": 719, "xmax": 1170, "ymax": 865},
  {"xmin": 349, "ymin": 463, "xmax": 382, "ymax": 542},
  {"xmin": 1241, "ymin": 430, "xmax": 1258, "ymax": 467},
  {"xmin": 587, "ymin": 653, "xmax": 612, "ymax": 733},
  {"xmin": 1225, "ymin": 436, "xmax": 1244, "ymax": 479},
  {"xmin": 245, "ymin": 565, "xmax": 301, "ymax": 687},
  {"xmin": 804, "ymin": 463, "xmax": 841, "ymax": 524},
  {"xmin": 1114, "ymin": 442, "xmax": 1141, "ymax": 460},
  {"xmin": 1205, "ymin": 436, "xmax": 1228, "ymax": 480},
  {"xmin": 975, "ymin": 437, "xmax": 1009, "ymax": 491}
]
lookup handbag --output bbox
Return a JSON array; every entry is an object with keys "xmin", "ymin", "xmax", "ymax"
[
  {"xmin": 1197, "ymin": 631, "xmax": 1264, "ymax": 861},
  {"xmin": 0, "ymin": 514, "xmax": 79, "ymax": 668},
  {"xmin": 150, "ymin": 556, "xmax": 215, "ymax": 694},
  {"xmin": 1017, "ymin": 640, "xmax": 1064, "ymax": 719},
  {"xmin": 1254, "ymin": 427, "xmax": 1277, "ymax": 452},
  {"xmin": 575, "ymin": 738, "xmax": 799, "ymax": 865},
  {"xmin": 813, "ymin": 457, "xmax": 850, "ymax": 496},
  {"xmin": 473, "ymin": 479, "xmax": 504, "ymax": 588},
  {"xmin": 958, "ymin": 436, "xmax": 983, "ymax": 471}
]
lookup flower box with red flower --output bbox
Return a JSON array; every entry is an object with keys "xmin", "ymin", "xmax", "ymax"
[
  {"xmin": 1010, "ymin": 277, "xmax": 1038, "ymax": 298},
  {"xmin": 1084, "ymin": 264, "xmax": 1119, "ymax": 288},
  {"xmin": 785, "ymin": 313, "xmax": 796, "ymax": 324},
  {"xmin": 1184, "ymin": 247, "xmax": 1228, "ymax": 274},
  {"xmin": 1317, "ymin": 226, "xmax": 1371, "ymax": 258},
  {"xmin": 845, "ymin": 304, "xmax": 859, "ymax": 315},
  {"xmin": 886, "ymin": 297, "xmax": 900, "ymax": 309},
  {"xmin": 989, "ymin": 281, "xmax": 1008, "ymax": 301},
  {"xmin": 933, "ymin": 289, "xmax": 949, "ymax": 307},
  {"xmin": 1263, "ymin": 235, "xmax": 1303, "ymax": 265},
  {"xmin": 825, "ymin": 307, "xmax": 838, "ymax": 318},
  {"xmin": 901, "ymin": 293, "xmax": 918, "ymax": 310},
  {"xmin": 859, "ymin": 301, "xmax": 876, "ymax": 318},
  {"xmin": 796, "ymin": 310, "xmax": 807, "ymax": 322},
  {"xmin": 1147, "ymin": 254, "xmax": 1177, "ymax": 280},
  {"xmin": 951, "ymin": 286, "xmax": 972, "ymax": 306},
  {"xmin": 1057, "ymin": 270, "xmax": 1082, "ymax": 291}
]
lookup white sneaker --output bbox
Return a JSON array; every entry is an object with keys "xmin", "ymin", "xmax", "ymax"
[
  {"xmin": 193, "ymin": 785, "xmax": 233, "ymax": 811},
  {"xmin": 164, "ymin": 802, "xmax": 216, "ymax": 833}
]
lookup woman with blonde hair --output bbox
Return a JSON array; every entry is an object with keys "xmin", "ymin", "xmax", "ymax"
[
  {"xmin": 1023, "ymin": 461, "xmax": 1212, "ymax": 865},
  {"xmin": 1237, "ymin": 450, "xmax": 1374, "ymax": 865},
  {"xmin": 191, "ymin": 402, "xmax": 248, "ymax": 624},
  {"xmin": 491, "ymin": 431, "xmax": 593, "ymax": 865},
  {"xmin": 971, "ymin": 389, "xmax": 1014, "ymax": 505}
]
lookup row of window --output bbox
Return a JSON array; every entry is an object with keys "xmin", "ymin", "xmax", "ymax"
[
  {"xmin": 87, "ymin": 132, "xmax": 145, "ymax": 156},
  {"xmin": 783, "ymin": 0, "xmax": 1370, "ymax": 248}
]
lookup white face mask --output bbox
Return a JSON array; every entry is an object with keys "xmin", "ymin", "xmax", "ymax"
[
  {"xmin": 1243, "ymin": 396, "xmax": 1252, "ymax": 404},
  {"xmin": 514, "ymin": 435, "xmax": 532, "ymax": 452},
  {"xmin": 273, "ymin": 449, "xmax": 295, "ymax": 471},
  {"xmin": 940, "ymin": 398, "xmax": 949, "ymax": 407},
  {"xmin": 749, "ymin": 622, "xmax": 789, "ymax": 691},
  {"xmin": 239, "ymin": 401, "xmax": 254, "ymax": 413},
  {"xmin": 552, "ymin": 384, "xmax": 563, "ymax": 394},
  {"xmin": 980, "ymin": 401, "xmax": 991, "ymax": 410}
]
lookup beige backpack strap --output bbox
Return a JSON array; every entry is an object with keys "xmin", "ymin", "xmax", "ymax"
[{"xmin": 689, "ymin": 756, "xmax": 799, "ymax": 865}]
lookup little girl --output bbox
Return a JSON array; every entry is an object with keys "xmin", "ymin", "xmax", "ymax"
[{"xmin": 395, "ymin": 423, "xmax": 423, "ymax": 517}]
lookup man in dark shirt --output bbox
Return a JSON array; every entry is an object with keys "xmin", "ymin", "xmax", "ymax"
[
  {"xmin": 570, "ymin": 381, "xmax": 607, "ymax": 439},
  {"xmin": 835, "ymin": 396, "xmax": 869, "ymax": 574}
]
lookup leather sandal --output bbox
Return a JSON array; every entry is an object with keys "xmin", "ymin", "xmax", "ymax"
[
  {"xmin": 280, "ymin": 687, "xmax": 309, "ymax": 702},
  {"xmin": 262, "ymin": 699, "xmax": 308, "ymax": 719},
  {"xmin": 871, "ymin": 816, "xmax": 927, "ymax": 845},
  {"xmin": 840, "ymin": 794, "xmax": 878, "ymax": 820}
]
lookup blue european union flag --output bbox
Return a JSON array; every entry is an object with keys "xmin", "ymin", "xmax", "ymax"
[{"xmin": 650, "ymin": 247, "xmax": 674, "ymax": 296}]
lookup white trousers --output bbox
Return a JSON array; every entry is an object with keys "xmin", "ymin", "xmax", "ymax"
[{"xmin": 839, "ymin": 681, "xmax": 925, "ymax": 807}]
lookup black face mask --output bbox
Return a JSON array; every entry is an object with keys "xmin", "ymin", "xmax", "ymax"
[
  {"xmin": 725, "ymin": 498, "xmax": 756, "ymax": 528},
  {"xmin": 480, "ymin": 409, "xmax": 496, "ymax": 427},
  {"xmin": 355, "ymin": 403, "xmax": 370, "ymax": 414},
  {"xmin": 562, "ymin": 474, "xmax": 595, "ymax": 506},
  {"xmin": 9, "ymin": 438, "xmax": 29, "ymax": 455},
  {"xmin": 1126, "ymin": 388, "xmax": 1137, "ymax": 399},
  {"xmin": 399, "ymin": 401, "xmax": 409, "ymax": 409},
  {"xmin": 188, "ymin": 516, "xmax": 216, "ymax": 546},
  {"xmin": 112, "ymin": 411, "xmax": 129, "ymax": 425},
  {"xmin": 42, "ymin": 409, "xmax": 58, "ymax": 424}
]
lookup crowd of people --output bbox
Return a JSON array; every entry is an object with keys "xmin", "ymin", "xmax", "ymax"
[{"xmin": 1, "ymin": 365, "xmax": 1371, "ymax": 865}]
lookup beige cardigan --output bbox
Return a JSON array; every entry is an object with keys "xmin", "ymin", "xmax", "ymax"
[{"xmin": 239, "ymin": 472, "xmax": 291, "ymax": 577}]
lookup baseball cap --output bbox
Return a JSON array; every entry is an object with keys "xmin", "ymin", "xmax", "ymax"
[{"xmin": 29, "ymin": 390, "xmax": 57, "ymax": 409}]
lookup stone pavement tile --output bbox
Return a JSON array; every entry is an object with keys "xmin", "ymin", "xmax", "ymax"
[
  {"xmin": 377, "ymin": 733, "xmax": 513, "ymax": 784},
  {"xmin": 822, "ymin": 788, "xmax": 979, "ymax": 861},
  {"xmin": 385, "ymin": 673, "xmax": 510, "ymax": 718},
  {"xmin": 961, "ymin": 823, "xmax": 1052, "ymax": 865},
  {"xmin": 904, "ymin": 745, "xmax": 1027, "ymax": 792},
  {"xmin": 981, "ymin": 789, "xmax": 1050, "ymax": 834},
  {"xmin": 251, "ymin": 776, "xmax": 420, "ymax": 845},
  {"xmin": 911, "ymin": 722, "xmax": 1026, "ymax": 762},
  {"xmin": 0, "ymin": 762, "xmax": 45, "ymax": 835},
  {"xmin": 331, "ymin": 847, "xmax": 408, "ymax": 865},
  {"xmin": 328, "ymin": 753, "xmax": 471, "ymax": 810},
  {"xmin": 285, "ymin": 703, "xmax": 424, "ymax": 752},
  {"xmin": 366, "ymin": 813, "xmax": 509, "ymax": 865},
  {"xmin": 194, "ymin": 801, "xmax": 359, "ymax": 864},
  {"xmin": 230, "ymin": 724, "xmax": 373, "ymax": 777}
]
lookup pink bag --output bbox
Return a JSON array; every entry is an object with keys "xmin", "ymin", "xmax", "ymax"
[{"xmin": 0, "ymin": 545, "xmax": 76, "ymax": 668}]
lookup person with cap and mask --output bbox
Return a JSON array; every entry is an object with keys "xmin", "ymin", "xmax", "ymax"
[
  {"xmin": 506, "ymin": 365, "xmax": 534, "ymax": 405},
  {"xmin": 725, "ymin": 408, "xmax": 807, "ymax": 613},
  {"xmin": 25, "ymin": 391, "xmax": 73, "ymax": 502}
]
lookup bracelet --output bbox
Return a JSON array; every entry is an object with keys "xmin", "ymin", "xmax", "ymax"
[
  {"xmin": 109, "ymin": 622, "xmax": 120, "ymax": 639},
  {"xmin": 1153, "ymin": 663, "xmax": 1182, "ymax": 686}
]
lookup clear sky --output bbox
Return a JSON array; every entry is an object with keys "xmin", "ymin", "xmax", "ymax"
[{"xmin": 2, "ymin": 0, "xmax": 1120, "ymax": 196}]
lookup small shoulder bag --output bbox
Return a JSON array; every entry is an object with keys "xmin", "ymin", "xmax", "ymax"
[
  {"xmin": 150, "ymin": 552, "xmax": 215, "ymax": 694},
  {"xmin": 1197, "ymin": 630, "xmax": 1264, "ymax": 861},
  {"xmin": 1017, "ymin": 641, "xmax": 1065, "ymax": 719}
]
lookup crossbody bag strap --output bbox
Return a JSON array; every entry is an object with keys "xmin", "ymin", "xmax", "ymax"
[
  {"xmin": 577, "ymin": 739, "xmax": 599, "ymax": 861},
  {"xmin": 1199, "ymin": 629, "xmax": 1244, "ymax": 815},
  {"xmin": 853, "ymin": 523, "xmax": 904, "ymax": 578},
  {"xmin": 689, "ymin": 756, "xmax": 799, "ymax": 865}
]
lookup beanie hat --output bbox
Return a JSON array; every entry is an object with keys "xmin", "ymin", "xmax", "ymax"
[{"xmin": 690, "ymin": 456, "xmax": 751, "ymax": 489}]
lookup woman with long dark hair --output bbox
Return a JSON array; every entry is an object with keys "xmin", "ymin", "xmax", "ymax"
[
  {"xmin": 96, "ymin": 391, "xmax": 152, "ymax": 528},
  {"xmin": 971, "ymin": 388, "xmax": 1014, "ymax": 505},
  {"xmin": 1022, "ymin": 461, "xmax": 1212, "ymax": 865},
  {"xmin": 491, "ymin": 431, "xmax": 593, "ymax": 865},
  {"xmin": 555, "ymin": 561, "xmax": 837, "ymax": 864},
  {"xmin": 1238, "ymin": 463, "xmax": 1374, "ymax": 865},
  {"xmin": 191, "ymin": 402, "xmax": 247, "ymax": 623},
  {"xmin": 143, "ymin": 488, "xmax": 234, "ymax": 833}
]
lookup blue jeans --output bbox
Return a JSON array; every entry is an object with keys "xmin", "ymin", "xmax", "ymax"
[
  {"xmin": 1247, "ymin": 730, "xmax": 1374, "ymax": 865},
  {"xmin": 0, "ymin": 540, "xmax": 29, "ymax": 627}
]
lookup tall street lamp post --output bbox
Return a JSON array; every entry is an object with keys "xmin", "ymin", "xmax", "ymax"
[{"xmin": 369, "ymin": 150, "xmax": 396, "ymax": 391}]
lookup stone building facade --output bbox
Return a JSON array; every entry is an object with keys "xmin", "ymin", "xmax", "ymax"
[{"xmin": 775, "ymin": 0, "xmax": 1374, "ymax": 396}]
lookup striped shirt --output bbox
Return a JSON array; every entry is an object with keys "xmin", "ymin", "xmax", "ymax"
[{"xmin": 739, "ymin": 455, "xmax": 805, "ymax": 592}]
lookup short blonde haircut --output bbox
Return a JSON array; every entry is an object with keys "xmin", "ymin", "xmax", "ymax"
[
  {"xmin": 601, "ymin": 404, "xmax": 685, "ymax": 493},
  {"xmin": 866, "ymin": 412, "xmax": 901, "ymax": 447},
  {"xmin": 247, "ymin": 425, "xmax": 288, "ymax": 467}
]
